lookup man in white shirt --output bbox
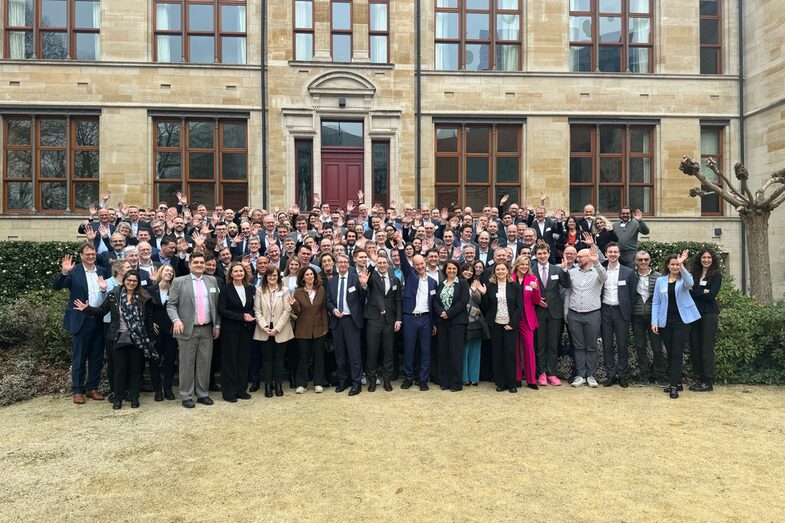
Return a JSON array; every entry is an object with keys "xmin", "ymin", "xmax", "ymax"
[{"xmin": 600, "ymin": 242, "xmax": 635, "ymax": 388}]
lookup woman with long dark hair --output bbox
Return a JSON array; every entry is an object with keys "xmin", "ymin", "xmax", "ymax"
[
  {"xmin": 217, "ymin": 262, "xmax": 256, "ymax": 402},
  {"xmin": 462, "ymin": 263, "xmax": 487, "ymax": 387},
  {"xmin": 289, "ymin": 266, "xmax": 329, "ymax": 394},
  {"xmin": 689, "ymin": 248, "xmax": 722, "ymax": 392},
  {"xmin": 253, "ymin": 266, "xmax": 294, "ymax": 397},
  {"xmin": 434, "ymin": 260, "xmax": 470, "ymax": 391}
]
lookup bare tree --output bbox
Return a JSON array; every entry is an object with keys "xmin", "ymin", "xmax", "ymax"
[{"xmin": 680, "ymin": 156, "xmax": 785, "ymax": 305}]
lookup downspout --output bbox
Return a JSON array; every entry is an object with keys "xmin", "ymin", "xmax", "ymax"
[
  {"xmin": 261, "ymin": 0, "xmax": 269, "ymax": 208},
  {"xmin": 738, "ymin": 0, "xmax": 747, "ymax": 294},
  {"xmin": 415, "ymin": 0, "xmax": 422, "ymax": 206}
]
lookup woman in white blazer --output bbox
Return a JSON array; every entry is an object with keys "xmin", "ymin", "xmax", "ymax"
[{"xmin": 253, "ymin": 266, "xmax": 294, "ymax": 398}]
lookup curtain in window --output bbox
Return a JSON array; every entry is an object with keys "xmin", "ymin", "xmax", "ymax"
[
  {"xmin": 495, "ymin": 44, "xmax": 518, "ymax": 70},
  {"xmin": 8, "ymin": 0, "xmax": 26, "ymax": 58},
  {"xmin": 157, "ymin": 5, "xmax": 172, "ymax": 62},
  {"xmin": 235, "ymin": 7, "xmax": 246, "ymax": 63},
  {"xmin": 91, "ymin": 2, "xmax": 101, "ymax": 58},
  {"xmin": 370, "ymin": 3, "xmax": 387, "ymax": 31},
  {"xmin": 295, "ymin": 1, "xmax": 312, "ymax": 28},
  {"xmin": 370, "ymin": 36, "xmax": 387, "ymax": 63}
]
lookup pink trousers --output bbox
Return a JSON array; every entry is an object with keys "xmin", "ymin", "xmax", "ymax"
[{"xmin": 516, "ymin": 325, "xmax": 537, "ymax": 385}]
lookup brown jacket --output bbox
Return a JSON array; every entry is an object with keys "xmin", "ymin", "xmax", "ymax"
[{"xmin": 290, "ymin": 286, "xmax": 328, "ymax": 339}]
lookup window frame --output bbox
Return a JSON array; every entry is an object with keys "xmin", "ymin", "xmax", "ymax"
[
  {"xmin": 330, "ymin": 0, "xmax": 352, "ymax": 63},
  {"xmin": 294, "ymin": 138, "xmax": 313, "ymax": 211},
  {"xmin": 699, "ymin": 0, "xmax": 722, "ymax": 74},
  {"xmin": 700, "ymin": 125, "xmax": 724, "ymax": 216},
  {"xmin": 372, "ymin": 140, "xmax": 390, "ymax": 208},
  {"xmin": 293, "ymin": 0, "xmax": 314, "ymax": 61},
  {"xmin": 368, "ymin": 0, "xmax": 389, "ymax": 64}
]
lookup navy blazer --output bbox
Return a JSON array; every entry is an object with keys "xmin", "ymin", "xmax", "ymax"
[
  {"xmin": 326, "ymin": 270, "xmax": 367, "ymax": 330},
  {"xmin": 53, "ymin": 263, "xmax": 110, "ymax": 334},
  {"xmin": 434, "ymin": 278, "xmax": 470, "ymax": 325},
  {"xmin": 397, "ymin": 248, "xmax": 438, "ymax": 326},
  {"xmin": 604, "ymin": 264, "xmax": 636, "ymax": 322}
]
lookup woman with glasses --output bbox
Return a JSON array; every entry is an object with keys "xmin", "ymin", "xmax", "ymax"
[{"xmin": 254, "ymin": 266, "xmax": 294, "ymax": 398}]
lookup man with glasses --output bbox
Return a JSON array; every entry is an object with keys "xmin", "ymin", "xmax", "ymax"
[
  {"xmin": 614, "ymin": 207, "xmax": 650, "ymax": 268},
  {"xmin": 631, "ymin": 250, "xmax": 668, "ymax": 387}
]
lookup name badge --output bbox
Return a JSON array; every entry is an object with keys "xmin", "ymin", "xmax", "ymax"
[
  {"xmin": 550, "ymin": 275, "xmax": 559, "ymax": 281},
  {"xmin": 524, "ymin": 285, "xmax": 532, "ymax": 291},
  {"xmin": 704, "ymin": 289, "xmax": 710, "ymax": 294},
  {"xmin": 429, "ymin": 289, "xmax": 436, "ymax": 296},
  {"xmin": 700, "ymin": 280, "xmax": 708, "ymax": 287},
  {"xmin": 348, "ymin": 286, "xmax": 356, "ymax": 293},
  {"xmin": 275, "ymin": 291, "xmax": 283, "ymax": 297},
  {"xmin": 392, "ymin": 285, "xmax": 398, "ymax": 291},
  {"xmin": 618, "ymin": 280, "xmax": 627, "ymax": 286},
  {"xmin": 141, "ymin": 280, "xmax": 148, "ymax": 286},
  {"xmin": 209, "ymin": 287, "xmax": 217, "ymax": 293},
  {"xmin": 660, "ymin": 288, "xmax": 667, "ymax": 294},
  {"xmin": 619, "ymin": 223, "xmax": 627, "ymax": 228},
  {"xmin": 545, "ymin": 227, "xmax": 552, "ymax": 232}
]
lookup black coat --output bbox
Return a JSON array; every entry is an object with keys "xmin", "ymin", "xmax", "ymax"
[
  {"xmin": 480, "ymin": 281, "xmax": 522, "ymax": 329},
  {"xmin": 217, "ymin": 283, "xmax": 256, "ymax": 332},
  {"xmin": 80, "ymin": 286, "xmax": 154, "ymax": 344},
  {"xmin": 434, "ymin": 278, "xmax": 470, "ymax": 325},
  {"xmin": 149, "ymin": 284, "xmax": 174, "ymax": 336}
]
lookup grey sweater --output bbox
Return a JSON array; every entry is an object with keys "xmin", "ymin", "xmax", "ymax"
[{"xmin": 613, "ymin": 219, "xmax": 649, "ymax": 255}]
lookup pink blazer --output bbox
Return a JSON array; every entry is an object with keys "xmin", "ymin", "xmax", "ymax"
[{"xmin": 513, "ymin": 273, "xmax": 541, "ymax": 331}]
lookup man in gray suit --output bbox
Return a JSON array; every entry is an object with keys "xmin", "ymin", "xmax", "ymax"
[
  {"xmin": 601, "ymin": 242, "xmax": 635, "ymax": 388},
  {"xmin": 533, "ymin": 243, "xmax": 570, "ymax": 386},
  {"xmin": 167, "ymin": 252, "xmax": 221, "ymax": 408}
]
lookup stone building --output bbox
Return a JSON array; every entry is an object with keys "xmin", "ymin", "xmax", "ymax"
[{"xmin": 0, "ymin": 0, "xmax": 783, "ymax": 295}]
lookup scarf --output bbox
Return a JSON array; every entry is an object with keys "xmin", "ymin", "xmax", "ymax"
[{"xmin": 119, "ymin": 288, "xmax": 159, "ymax": 360}]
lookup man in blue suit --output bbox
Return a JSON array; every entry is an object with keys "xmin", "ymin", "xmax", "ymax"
[
  {"xmin": 326, "ymin": 254, "xmax": 368, "ymax": 396},
  {"xmin": 394, "ymin": 232, "xmax": 437, "ymax": 391},
  {"xmin": 53, "ymin": 243, "xmax": 110, "ymax": 404}
]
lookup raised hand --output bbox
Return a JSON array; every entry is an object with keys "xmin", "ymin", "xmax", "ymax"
[
  {"xmin": 476, "ymin": 282, "xmax": 487, "ymax": 295},
  {"xmin": 232, "ymin": 232, "xmax": 245, "ymax": 245},
  {"xmin": 61, "ymin": 254, "xmax": 76, "ymax": 274},
  {"xmin": 357, "ymin": 189, "xmax": 364, "ymax": 202},
  {"xmin": 633, "ymin": 208, "xmax": 643, "ymax": 221},
  {"xmin": 88, "ymin": 204, "xmax": 97, "ymax": 216},
  {"xmin": 394, "ymin": 231, "xmax": 404, "ymax": 246},
  {"xmin": 243, "ymin": 313, "xmax": 255, "ymax": 322},
  {"xmin": 73, "ymin": 299, "xmax": 89, "ymax": 311},
  {"xmin": 98, "ymin": 224, "xmax": 110, "ymax": 238},
  {"xmin": 191, "ymin": 232, "xmax": 205, "ymax": 248},
  {"xmin": 539, "ymin": 193, "xmax": 549, "ymax": 203},
  {"xmin": 500, "ymin": 193, "xmax": 510, "ymax": 205},
  {"xmin": 491, "ymin": 239, "xmax": 500, "ymax": 250},
  {"xmin": 102, "ymin": 190, "xmax": 111, "ymax": 201},
  {"xmin": 589, "ymin": 244, "xmax": 599, "ymax": 264},
  {"xmin": 582, "ymin": 231, "xmax": 594, "ymax": 245},
  {"xmin": 346, "ymin": 200, "xmax": 355, "ymax": 213},
  {"xmin": 677, "ymin": 249, "xmax": 689, "ymax": 266},
  {"xmin": 85, "ymin": 225, "xmax": 97, "ymax": 241},
  {"xmin": 117, "ymin": 202, "xmax": 126, "ymax": 215},
  {"xmin": 97, "ymin": 276, "xmax": 107, "ymax": 292},
  {"xmin": 358, "ymin": 268, "xmax": 370, "ymax": 286}
]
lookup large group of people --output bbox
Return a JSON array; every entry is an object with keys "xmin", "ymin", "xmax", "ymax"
[{"xmin": 56, "ymin": 190, "xmax": 721, "ymax": 409}]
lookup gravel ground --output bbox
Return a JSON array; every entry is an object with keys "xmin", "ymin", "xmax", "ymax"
[{"xmin": 1, "ymin": 383, "xmax": 784, "ymax": 522}]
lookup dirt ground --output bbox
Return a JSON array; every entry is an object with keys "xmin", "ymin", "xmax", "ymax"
[{"xmin": 1, "ymin": 383, "xmax": 784, "ymax": 522}]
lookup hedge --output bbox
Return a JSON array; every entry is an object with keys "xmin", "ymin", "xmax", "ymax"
[{"xmin": 0, "ymin": 241, "xmax": 82, "ymax": 300}]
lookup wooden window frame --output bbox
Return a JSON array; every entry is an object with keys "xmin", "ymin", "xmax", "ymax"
[
  {"xmin": 294, "ymin": 138, "xmax": 313, "ymax": 211},
  {"xmin": 569, "ymin": 0, "xmax": 654, "ymax": 73},
  {"xmin": 372, "ymin": 140, "xmax": 390, "ymax": 208},
  {"xmin": 700, "ymin": 125, "xmax": 724, "ymax": 216},
  {"xmin": 368, "ymin": 0, "xmax": 389, "ymax": 64},
  {"xmin": 330, "ymin": 0, "xmax": 352, "ymax": 63},
  {"xmin": 700, "ymin": 0, "xmax": 722, "ymax": 74},
  {"xmin": 293, "ymin": 0, "xmax": 314, "ymax": 61}
]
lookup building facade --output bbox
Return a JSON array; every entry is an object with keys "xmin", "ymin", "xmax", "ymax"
[{"xmin": 0, "ymin": 0, "xmax": 784, "ymax": 295}]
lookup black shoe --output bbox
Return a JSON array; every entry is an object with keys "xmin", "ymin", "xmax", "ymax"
[
  {"xmin": 419, "ymin": 382, "xmax": 429, "ymax": 391},
  {"xmin": 368, "ymin": 381, "xmax": 377, "ymax": 392},
  {"xmin": 182, "ymin": 399, "xmax": 195, "ymax": 408},
  {"xmin": 472, "ymin": 382, "xmax": 479, "ymax": 386},
  {"xmin": 237, "ymin": 392, "xmax": 251, "ymax": 400},
  {"xmin": 223, "ymin": 395, "xmax": 237, "ymax": 403},
  {"xmin": 669, "ymin": 386, "xmax": 679, "ymax": 399},
  {"xmin": 400, "ymin": 379, "xmax": 413, "ymax": 390},
  {"xmin": 430, "ymin": 378, "xmax": 440, "ymax": 385},
  {"xmin": 515, "ymin": 380, "xmax": 523, "ymax": 387},
  {"xmin": 289, "ymin": 377, "xmax": 296, "ymax": 389},
  {"xmin": 664, "ymin": 384, "xmax": 684, "ymax": 393},
  {"xmin": 509, "ymin": 387, "xmax": 518, "ymax": 393},
  {"xmin": 693, "ymin": 382, "xmax": 714, "ymax": 392},
  {"xmin": 604, "ymin": 376, "xmax": 617, "ymax": 387},
  {"xmin": 154, "ymin": 391, "xmax": 164, "ymax": 402},
  {"xmin": 496, "ymin": 386, "xmax": 506, "ymax": 392},
  {"xmin": 655, "ymin": 378, "xmax": 670, "ymax": 388},
  {"xmin": 249, "ymin": 382, "xmax": 261, "ymax": 392},
  {"xmin": 264, "ymin": 384, "xmax": 273, "ymax": 398},
  {"xmin": 464, "ymin": 381, "xmax": 471, "ymax": 386},
  {"xmin": 112, "ymin": 400, "xmax": 122, "ymax": 410},
  {"xmin": 383, "ymin": 379, "xmax": 392, "ymax": 392},
  {"xmin": 335, "ymin": 382, "xmax": 348, "ymax": 393},
  {"xmin": 131, "ymin": 399, "xmax": 140, "ymax": 408},
  {"xmin": 688, "ymin": 382, "xmax": 700, "ymax": 391},
  {"xmin": 619, "ymin": 378, "xmax": 629, "ymax": 388},
  {"xmin": 274, "ymin": 382, "xmax": 284, "ymax": 397},
  {"xmin": 440, "ymin": 385, "xmax": 450, "ymax": 391},
  {"xmin": 196, "ymin": 396, "xmax": 214, "ymax": 406},
  {"xmin": 107, "ymin": 393, "xmax": 115, "ymax": 403},
  {"xmin": 163, "ymin": 389, "xmax": 175, "ymax": 400},
  {"xmin": 637, "ymin": 377, "xmax": 649, "ymax": 387},
  {"xmin": 450, "ymin": 386, "xmax": 462, "ymax": 392},
  {"xmin": 348, "ymin": 384, "xmax": 362, "ymax": 396},
  {"xmin": 527, "ymin": 384, "xmax": 538, "ymax": 390},
  {"xmin": 140, "ymin": 384, "xmax": 154, "ymax": 393}
]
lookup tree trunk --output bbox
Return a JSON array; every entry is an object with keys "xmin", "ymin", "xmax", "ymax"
[{"xmin": 742, "ymin": 211, "xmax": 773, "ymax": 305}]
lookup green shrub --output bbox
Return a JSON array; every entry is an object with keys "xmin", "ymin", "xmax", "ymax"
[
  {"xmin": 0, "ymin": 289, "xmax": 72, "ymax": 365},
  {"xmin": 0, "ymin": 360, "xmax": 45, "ymax": 406},
  {"xmin": 0, "ymin": 240, "xmax": 82, "ymax": 300},
  {"xmin": 638, "ymin": 241, "xmax": 726, "ymax": 273}
]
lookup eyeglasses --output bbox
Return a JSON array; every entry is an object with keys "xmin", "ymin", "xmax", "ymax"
[{"xmin": 638, "ymin": 258, "xmax": 650, "ymax": 262}]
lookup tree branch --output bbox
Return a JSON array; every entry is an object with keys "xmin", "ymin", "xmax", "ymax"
[
  {"xmin": 679, "ymin": 157, "xmax": 747, "ymax": 208},
  {"xmin": 734, "ymin": 163, "xmax": 756, "ymax": 202},
  {"xmin": 705, "ymin": 158, "xmax": 749, "ymax": 203}
]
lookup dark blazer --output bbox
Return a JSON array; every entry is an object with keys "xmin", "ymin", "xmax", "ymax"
[
  {"xmin": 534, "ymin": 263, "xmax": 571, "ymax": 320},
  {"xmin": 434, "ymin": 278, "xmax": 470, "ymax": 325},
  {"xmin": 326, "ymin": 270, "xmax": 367, "ymax": 330},
  {"xmin": 476, "ymin": 248, "xmax": 495, "ymax": 266},
  {"xmin": 531, "ymin": 218, "xmax": 555, "ymax": 240},
  {"xmin": 79, "ymin": 286, "xmax": 154, "ymax": 344},
  {"xmin": 397, "ymin": 247, "xmax": 438, "ymax": 325},
  {"xmin": 604, "ymin": 264, "xmax": 636, "ymax": 322},
  {"xmin": 290, "ymin": 286, "xmax": 329, "ymax": 339},
  {"xmin": 578, "ymin": 217, "xmax": 595, "ymax": 235},
  {"xmin": 364, "ymin": 269, "xmax": 403, "ymax": 325},
  {"xmin": 152, "ymin": 253, "xmax": 189, "ymax": 277},
  {"xmin": 217, "ymin": 283, "xmax": 256, "ymax": 332},
  {"xmin": 53, "ymin": 263, "xmax": 111, "ymax": 334},
  {"xmin": 480, "ymin": 281, "xmax": 522, "ymax": 329},
  {"xmin": 690, "ymin": 272, "xmax": 722, "ymax": 315},
  {"xmin": 148, "ymin": 284, "xmax": 173, "ymax": 335}
]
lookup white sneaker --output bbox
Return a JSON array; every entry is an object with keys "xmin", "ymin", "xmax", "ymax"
[
  {"xmin": 314, "ymin": 385, "xmax": 323, "ymax": 393},
  {"xmin": 361, "ymin": 375, "xmax": 368, "ymax": 385},
  {"xmin": 376, "ymin": 378, "xmax": 381, "ymax": 385},
  {"xmin": 587, "ymin": 376, "xmax": 598, "ymax": 388},
  {"xmin": 295, "ymin": 386, "xmax": 305, "ymax": 394},
  {"xmin": 571, "ymin": 376, "xmax": 586, "ymax": 387}
]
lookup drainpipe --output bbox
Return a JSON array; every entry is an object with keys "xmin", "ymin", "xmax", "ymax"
[
  {"xmin": 261, "ymin": 0, "xmax": 269, "ymax": 208},
  {"xmin": 415, "ymin": 0, "xmax": 422, "ymax": 206},
  {"xmin": 738, "ymin": 0, "xmax": 747, "ymax": 294}
]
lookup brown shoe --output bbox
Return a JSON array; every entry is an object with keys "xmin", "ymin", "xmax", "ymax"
[
  {"xmin": 73, "ymin": 394, "xmax": 86, "ymax": 404},
  {"xmin": 85, "ymin": 390, "xmax": 104, "ymax": 401}
]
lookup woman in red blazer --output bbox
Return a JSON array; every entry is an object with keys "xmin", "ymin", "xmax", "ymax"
[{"xmin": 512, "ymin": 255, "xmax": 541, "ymax": 390}]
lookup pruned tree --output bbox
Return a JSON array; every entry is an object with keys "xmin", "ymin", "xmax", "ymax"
[{"xmin": 680, "ymin": 156, "xmax": 785, "ymax": 305}]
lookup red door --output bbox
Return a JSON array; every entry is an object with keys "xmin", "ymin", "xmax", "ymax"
[{"xmin": 321, "ymin": 149, "xmax": 364, "ymax": 208}]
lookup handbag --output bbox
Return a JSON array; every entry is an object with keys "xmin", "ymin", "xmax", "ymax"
[{"xmin": 115, "ymin": 330, "xmax": 134, "ymax": 349}]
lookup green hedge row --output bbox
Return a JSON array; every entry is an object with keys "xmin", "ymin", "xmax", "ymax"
[{"xmin": 0, "ymin": 241, "xmax": 83, "ymax": 300}]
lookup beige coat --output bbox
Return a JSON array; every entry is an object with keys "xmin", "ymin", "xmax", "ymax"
[{"xmin": 253, "ymin": 286, "xmax": 294, "ymax": 342}]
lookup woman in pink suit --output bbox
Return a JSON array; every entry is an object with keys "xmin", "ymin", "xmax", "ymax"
[{"xmin": 512, "ymin": 255, "xmax": 541, "ymax": 390}]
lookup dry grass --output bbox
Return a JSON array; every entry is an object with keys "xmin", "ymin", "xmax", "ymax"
[{"xmin": 1, "ymin": 384, "xmax": 784, "ymax": 522}]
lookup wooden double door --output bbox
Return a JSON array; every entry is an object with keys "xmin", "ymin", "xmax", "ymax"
[{"xmin": 321, "ymin": 148, "xmax": 363, "ymax": 208}]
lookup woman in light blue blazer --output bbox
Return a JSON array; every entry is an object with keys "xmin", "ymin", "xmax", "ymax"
[{"xmin": 651, "ymin": 250, "xmax": 701, "ymax": 398}]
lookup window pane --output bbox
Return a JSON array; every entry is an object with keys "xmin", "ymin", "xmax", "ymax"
[
  {"xmin": 436, "ymin": 128, "xmax": 458, "ymax": 152},
  {"xmin": 494, "ymin": 187, "xmax": 519, "ymax": 207},
  {"xmin": 75, "ymin": 1, "xmax": 100, "ymax": 28},
  {"xmin": 569, "ymin": 187, "xmax": 592, "ymax": 213},
  {"xmin": 435, "ymin": 186, "xmax": 459, "ymax": 210},
  {"xmin": 222, "ymin": 153, "xmax": 247, "ymax": 180},
  {"xmin": 295, "ymin": 1, "xmax": 313, "ymax": 28},
  {"xmin": 498, "ymin": 0, "xmax": 518, "ymax": 9},
  {"xmin": 189, "ymin": 121, "xmax": 215, "ymax": 148},
  {"xmin": 40, "ymin": 119, "xmax": 67, "ymax": 147},
  {"xmin": 6, "ymin": 150, "xmax": 33, "ymax": 179},
  {"xmin": 156, "ymin": 183, "xmax": 181, "ymax": 207},
  {"xmin": 156, "ymin": 4, "xmax": 181, "ymax": 30},
  {"xmin": 7, "ymin": 31, "xmax": 35, "ymax": 59},
  {"xmin": 41, "ymin": 0, "xmax": 67, "ymax": 27},
  {"xmin": 157, "ymin": 121, "xmax": 180, "ymax": 147},
  {"xmin": 437, "ymin": 0, "xmax": 458, "ymax": 7},
  {"xmin": 189, "ymin": 152, "xmax": 215, "ymax": 179},
  {"xmin": 370, "ymin": 4, "xmax": 388, "ymax": 31},
  {"xmin": 465, "ymin": 44, "xmax": 489, "ymax": 70},
  {"xmin": 221, "ymin": 5, "xmax": 246, "ymax": 32},
  {"xmin": 466, "ymin": 127, "xmax": 489, "ymax": 153},
  {"xmin": 496, "ymin": 157, "xmax": 519, "ymax": 183},
  {"xmin": 497, "ymin": 128, "xmax": 518, "ymax": 152},
  {"xmin": 157, "ymin": 35, "xmax": 183, "ymax": 62},
  {"xmin": 370, "ymin": 35, "xmax": 388, "ymax": 63},
  {"xmin": 7, "ymin": 182, "xmax": 34, "ymax": 210},
  {"xmin": 465, "ymin": 157, "xmax": 489, "ymax": 183},
  {"xmin": 41, "ymin": 181, "xmax": 67, "ymax": 210},
  {"xmin": 570, "ymin": 157, "xmax": 593, "ymax": 183},
  {"xmin": 295, "ymin": 33, "xmax": 314, "ymax": 60},
  {"xmin": 495, "ymin": 44, "xmax": 519, "ymax": 70},
  {"xmin": 75, "ymin": 151, "xmax": 100, "ymax": 179},
  {"xmin": 435, "ymin": 157, "xmax": 459, "ymax": 183},
  {"xmin": 569, "ymin": 16, "xmax": 592, "ymax": 42},
  {"xmin": 466, "ymin": 0, "xmax": 489, "ymax": 8},
  {"xmin": 8, "ymin": 0, "xmax": 34, "ymax": 26},
  {"xmin": 599, "ymin": 127, "xmax": 623, "ymax": 153},
  {"xmin": 7, "ymin": 120, "xmax": 32, "ymax": 145},
  {"xmin": 599, "ymin": 0, "xmax": 621, "ymax": 13},
  {"xmin": 156, "ymin": 152, "xmax": 181, "ymax": 179},
  {"xmin": 332, "ymin": 34, "xmax": 351, "ymax": 62},
  {"xmin": 296, "ymin": 140, "xmax": 313, "ymax": 210},
  {"xmin": 599, "ymin": 157, "xmax": 622, "ymax": 182},
  {"xmin": 700, "ymin": 19, "xmax": 719, "ymax": 45},
  {"xmin": 570, "ymin": 46, "xmax": 592, "ymax": 71},
  {"xmin": 40, "ymin": 150, "xmax": 66, "ymax": 178},
  {"xmin": 701, "ymin": 160, "xmax": 719, "ymax": 183},
  {"xmin": 630, "ymin": 128, "xmax": 650, "ymax": 153},
  {"xmin": 42, "ymin": 31, "xmax": 68, "ymax": 59},
  {"xmin": 598, "ymin": 186, "xmax": 622, "ymax": 213},
  {"xmin": 628, "ymin": 18, "xmax": 650, "ymax": 43},
  {"xmin": 189, "ymin": 36, "xmax": 215, "ymax": 63},
  {"xmin": 628, "ymin": 47, "xmax": 650, "ymax": 73},
  {"xmin": 321, "ymin": 121, "xmax": 363, "ymax": 147},
  {"xmin": 223, "ymin": 123, "xmax": 246, "ymax": 148},
  {"xmin": 222, "ymin": 36, "xmax": 246, "ymax": 64},
  {"xmin": 466, "ymin": 14, "xmax": 489, "ymax": 39},
  {"xmin": 629, "ymin": 158, "xmax": 651, "ymax": 183},
  {"xmin": 629, "ymin": 0, "xmax": 649, "ymax": 14},
  {"xmin": 74, "ymin": 181, "xmax": 99, "ymax": 210},
  {"xmin": 372, "ymin": 142, "xmax": 390, "ymax": 203},
  {"xmin": 599, "ymin": 17, "xmax": 622, "ymax": 42},
  {"xmin": 188, "ymin": 4, "xmax": 214, "ymax": 31},
  {"xmin": 222, "ymin": 183, "xmax": 247, "ymax": 210},
  {"xmin": 76, "ymin": 33, "xmax": 100, "ymax": 60},
  {"xmin": 700, "ymin": 0, "xmax": 719, "ymax": 16},
  {"xmin": 701, "ymin": 128, "xmax": 721, "ymax": 155},
  {"xmin": 189, "ymin": 183, "xmax": 215, "ymax": 209},
  {"xmin": 629, "ymin": 187, "xmax": 652, "ymax": 213},
  {"xmin": 436, "ymin": 12, "xmax": 459, "ymax": 39},
  {"xmin": 332, "ymin": 2, "xmax": 351, "ymax": 30},
  {"xmin": 435, "ymin": 43, "xmax": 459, "ymax": 70},
  {"xmin": 496, "ymin": 14, "xmax": 519, "ymax": 40},
  {"xmin": 571, "ymin": 127, "xmax": 592, "ymax": 152},
  {"xmin": 465, "ymin": 186, "xmax": 489, "ymax": 210},
  {"xmin": 701, "ymin": 47, "xmax": 720, "ymax": 74}
]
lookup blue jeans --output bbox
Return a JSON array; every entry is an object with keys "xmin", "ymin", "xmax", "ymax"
[{"xmin": 463, "ymin": 339, "xmax": 481, "ymax": 383}]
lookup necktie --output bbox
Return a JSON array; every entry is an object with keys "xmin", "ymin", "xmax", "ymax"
[
  {"xmin": 338, "ymin": 276, "xmax": 345, "ymax": 313},
  {"xmin": 382, "ymin": 275, "xmax": 389, "ymax": 294},
  {"xmin": 541, "ymin": 266, "xmax": 548, "ymax": 289},
  {"xmin": 196, "ymin": 278, "xmax": 207, "ymax": 325}
]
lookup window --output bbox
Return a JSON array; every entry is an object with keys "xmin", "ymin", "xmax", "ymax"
[
  {"xmin": 331, "ymin": 0, "xmax": 352, "ymax": 63},
  {"xmin": 372, "ymin": 141, "xmax": 390, "ymax": 207},
  {"xmin": 700, "ymin": 0, "xmax": 721, "ymax": 74},
  {"xmin": 3, "ymin": 115, "xmax": 99, "ymax": 213},
  {"xmin": 369, "ymin": 0, "xmax": 388, "ymax": 64},
  {"xmin": 434, "ymin": 124, "xmax": 521, "ymax": 209},
  {"xmin": 700, "ymin": 126, "xmax": 723, "ymax": 215},
  {"xmin": 569, "ymin": 0, "xmax": 653, "ymax": 73},
  {"xmin": 154, "ymin": 118, "xmax": 248, "ymax": 209},
  {"xmin": 435, "ymin": 0, "xmax": 521, "ymax": 71},
  {"xmin": 569, "ymin": 124, "xmax": 654, "ymax": 215},
  {"xmin": 293, "ymin": 0, "xmax": 313, "ymax": 60},
  {"xmin": 154, "ymin": 0, "xmax": 246, "ymax": 64},
  {"xmin": 4, "ymin": 0, "xmax": 100, "ymax": 60},
  {"xmin": 295, "ymin": 139, "xmax": 313, "ymax": 211}
]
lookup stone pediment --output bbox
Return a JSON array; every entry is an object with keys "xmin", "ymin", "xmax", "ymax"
[{"xmin": 308, "ymin": 71, "xmax": 376, "ymax": 97}]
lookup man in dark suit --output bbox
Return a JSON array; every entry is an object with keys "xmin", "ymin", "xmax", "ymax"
[
  {"xmin": 326, "ymin": 254, "xmax": 368, "ymax": 396},
  {"xmin": 577, "ymin": 203, "xmax": 596, "ymax": 235},
  {"xmin": 53, "ymin": 243, "xmax": 110, "ymax": 404},
  {"xmin": 530, "ymin": 206, "xmax": 555, "ymax": 241},
  {"xmin": 152, "ymin": 236, "xmax": 189, "ymax": 276},
  {"xmin": 533, "ymin": 243, "xmax": 570, "ymax": 385},
  {"xmin": 394, "ymin": 233, "xmax": 437, "ymax": 391},
  {"xmin": 601, "ymin": 242, "xmax": 635, "ymax": 388},
  {"xmin": 364, "ymin": 253, "xmax": 402, "ymax": 392}
]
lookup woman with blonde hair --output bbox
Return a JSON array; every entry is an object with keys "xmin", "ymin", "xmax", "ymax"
[
  {"xmin": 148, "ymin": 264, "xmax": 178, "ymax": 401},
  {"xmin": 592, "ymin": 215, "xmax": 618, "ymax": 256},
  {"xmin": 512, "ymin": 255, "xmax": 541, "ymax": 390}
]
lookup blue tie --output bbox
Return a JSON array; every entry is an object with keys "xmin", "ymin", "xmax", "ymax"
[{"xmin": 338, "ymin": 276, "xmax": 345, "ymax": 313}]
